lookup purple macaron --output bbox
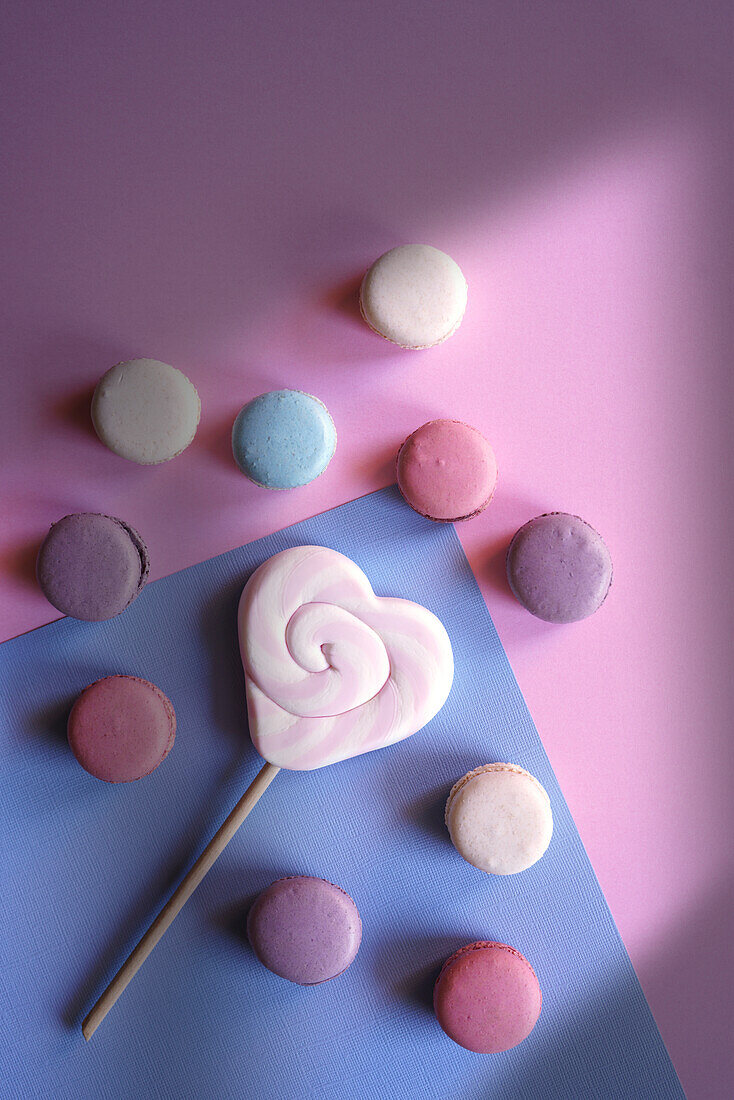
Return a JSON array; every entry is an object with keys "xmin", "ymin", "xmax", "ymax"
[
  {"xmin": 506, "ymin": 512, "xmax": 612, "ymax": 623},
  {"xmin": 36, "ymin": 513, "xmax": 150, "ymax": 621},
  {"xmin": 247, "ymin": 876, "xmax": 362, "ymax": 985}
]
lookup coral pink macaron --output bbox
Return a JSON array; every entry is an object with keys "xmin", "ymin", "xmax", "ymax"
[
  {"xmin": 434, "ymin": 941, "xmax": 542, "ymax": 1053},
  {"xmin": 67, "ymin": 675, "xmax": 176, "ymax": 782},
  {"xmin": 397, "ymin": 419, "xmax": 497, "ymax": 522}
]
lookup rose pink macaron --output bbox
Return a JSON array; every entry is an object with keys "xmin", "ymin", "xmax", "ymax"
[
  {"xmin": 397, "ymin": 419, "xmax": 497, "ymax": 522},
  {"xmin": 434, "ymin": 941, "xmax": 542, "ymax": 1053},
  {"xmin": 67, "ymin": 675, "xmax": 176, "ymax": 782}
]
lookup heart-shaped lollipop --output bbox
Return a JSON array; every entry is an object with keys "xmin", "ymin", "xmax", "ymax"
[
  {"xmin": 239, "ymin": 546, "xmax": 454, "ymax": 769},
  {"xmin": 83, "ymin": 545, "xmax": 453, "ymax": 1037}
]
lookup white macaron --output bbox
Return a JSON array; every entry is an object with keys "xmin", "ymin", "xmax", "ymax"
[
  {"xmin": 445, "ymin": 763, "xmax": 553, "ymax": 875},
  {"xmin": 359, "ymin": 244, "xmax": 467, "ymax": 349}
]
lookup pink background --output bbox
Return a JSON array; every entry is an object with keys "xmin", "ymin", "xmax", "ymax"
[{"xmin": 2, "ymin": 4, "xmax": 731, "ymax": 1097}]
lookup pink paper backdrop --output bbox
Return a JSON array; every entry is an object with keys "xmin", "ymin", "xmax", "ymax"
[{"xmin": 2, "ymin": 3, "xmax": 732, "ymax": 1096}]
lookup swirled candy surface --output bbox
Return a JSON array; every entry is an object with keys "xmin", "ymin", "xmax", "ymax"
[{"xmin": 238, "ymin": 546, "xmax": 454, "ymax": 770}]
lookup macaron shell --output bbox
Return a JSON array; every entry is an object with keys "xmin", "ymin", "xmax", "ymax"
[
  {"xmin": 92, "ymin": 358, "xmax": 201, "ymax": 464},
  {"xmin": 246, "ymin": 876, "xmax": 362, "ymax": 984},
  {"xmin": 36, "ymin": 513, "xmax": 149, "ymax": 621},
  {"xmin": 434, "ymin": 941, "xmax": 542, "ymax": 1053},
  {"xmin": 445, "ymin": 764, "xmax": 553, "ymax": 875},
  {"xmin": 232, "ymin": 390, "xmax": 336, "ymax": 490},
  {"xmin": 359, "ymin": 244, "xmax": 467, "ymax": 349},
  {"xmin": 506, "ymin": 512, "xmax": 613, "ymax": 623},
  {"xmin": 67, "ymin": 675, "xmax": 176, "ymax": 782},
  {"xmin": 397, "ymin": 419, "xmax": 497, "ymax": 522}
]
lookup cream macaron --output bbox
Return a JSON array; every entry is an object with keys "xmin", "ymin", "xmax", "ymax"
[
  {"xmin": 445, "ymin": 763, "xmax": 553, "ymax": 875},
  {"xmin": 359, "ymin": 244, "xmax": 467, "ymax": 349}
]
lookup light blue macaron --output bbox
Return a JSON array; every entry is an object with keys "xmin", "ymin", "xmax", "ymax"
[{"xmin": 231, "ymin": 389, "xmax": 337, "ymax": 489}]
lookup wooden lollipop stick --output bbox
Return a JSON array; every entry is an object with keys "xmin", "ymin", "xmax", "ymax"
[{"xmin": 82, "ymin": 760, "xmax": 280, "ymax": 1040}]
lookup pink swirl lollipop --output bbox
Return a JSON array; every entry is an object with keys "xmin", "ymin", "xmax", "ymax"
[
  {"xmin": 84, "ymin": 545, "xmax": 453, "ymax": 1037},
  {"xmin": 240, "ymin": 546, "xmax": 453, "ymax": 769}
]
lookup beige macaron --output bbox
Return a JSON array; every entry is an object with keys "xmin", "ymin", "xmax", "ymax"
[
  {"xmin": 445, "ymin": 763, "xmax": 553, "ymax": 875},
  {"xmin": 92, "ymin": 358, "xmax": 201, "ymax": 464}
]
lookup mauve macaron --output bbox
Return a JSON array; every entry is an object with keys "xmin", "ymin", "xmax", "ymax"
[
  {"xmin": 67, "ymin": 675, "xmax": 176, "ymax": 782},
  {"xmin": 506, "ymin": 512, "xmax": 613, "ymax": 623},
  {"xmin": 434, "ymin": 941, "xmax": 542, "ymax": 1053},
  {"xmin": 397, "ymin": 419, "xmax": 497, "ymax": 522},
  {"xmin": 247, "ymin": 876, "xmax": 362, "ymax": 985},
  {"xmin": 36, "ymin": 513, "xmax": 149, "ymax": 621}
]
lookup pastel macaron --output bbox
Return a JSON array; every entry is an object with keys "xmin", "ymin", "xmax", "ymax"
[
  {"xmin": 247, "ymin": 876, "xmax": 362, "ymax": 985},
  {"xmin": 36, "ymin": 513, "xmax": 149, "ymax": 621},
  {"xmin": 359, "ymin": 244, "xmax": 467, "ymax": 349},
  {"xmin": 92, "ymin": 358, "xmax": 200, "ymax": 464},
  {"xmin": 506, "ymin": 512, "xmax": 613, "ymax": 623},
  {"xmin": 434, "ymin": 942, "xmax": 542, "ymax": 1053},
  {"xmin": 397, "ymin": 419, "xmax": 497, "ymax": 522},
  {"xmin": 68, "ymin": 675, "xmax": 176, "ymax": 782},
  {"xmin": 232, "ymin": 389, "xmax": 336, "ymax": 490},
  {"xmin": 445, "ymin": 764, "xmax": 553, "ymax": 875}
]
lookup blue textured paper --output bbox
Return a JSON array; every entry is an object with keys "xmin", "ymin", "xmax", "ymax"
[{"xmin": 1, "ymin": 488, "xmax": 682, "ymax": 1100}]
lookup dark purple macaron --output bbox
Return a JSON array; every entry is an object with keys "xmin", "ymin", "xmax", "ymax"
[
  {"xmin": 36, "ymin": 513, "xmax": 149, "ymax": 621},
  {"xmin": 506, "ymin": 512, "xmax": 612, "ymax": 623},
  {"xmin": 247, "ymin": 876, "xmax": 362, "ymax": 985}
]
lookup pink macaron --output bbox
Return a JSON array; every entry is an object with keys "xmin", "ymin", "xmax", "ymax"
[
  {"xmin": 397, "ymin": 419, "xmax": 497, "ymax": 522},
  {"xmin": 67, "ymin": 675, "xmax": 176, "ymax": 782},
  {"xmin": 434, "ymin": 941, "xmax": 542, "ymax": 1052}
]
